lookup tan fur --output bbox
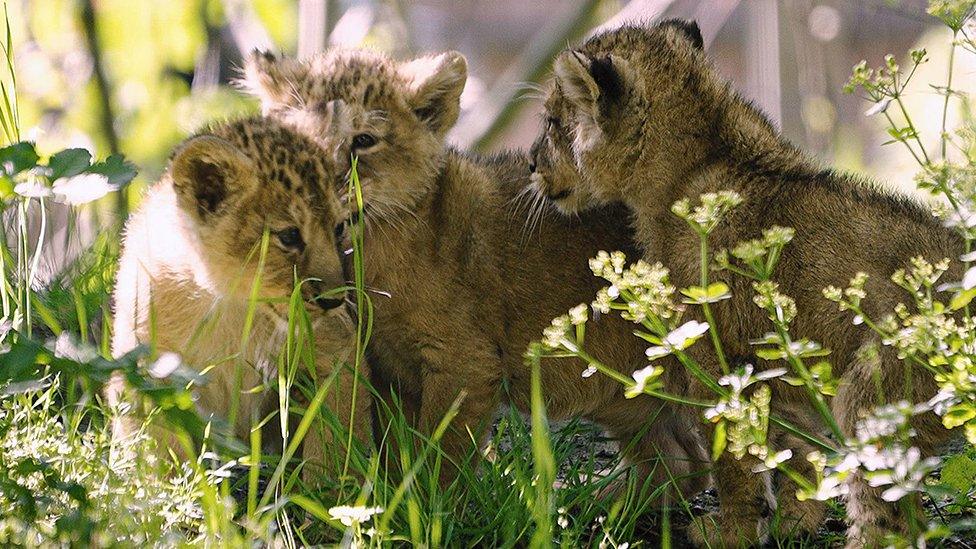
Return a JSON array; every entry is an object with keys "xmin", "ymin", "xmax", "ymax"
[
  {"xmin": 242, "ymin": 49, "xmax": 709, "ymax": 494},
  {"xmin": 110, "ymin": 117, "xmax": 371, "ymax": 481},
  {"xmin": 529, "ymin": 19, "xmax": 964, "ymax": 547}
]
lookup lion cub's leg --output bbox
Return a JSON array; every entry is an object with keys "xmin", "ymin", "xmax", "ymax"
[
  {"xmin": 300, "ymin": 340, "xmax": 373, "ymax": 485},
  {"xmin": 419, "ymin": 366, "xmax": 501, "ymax": 485},
  {"xmin": 834, "ymin": 341, "xmax": 942, "ymax": 548},
  {"xmin": 770, "ymin": 433, "xmax": 827, "ymax": 540},
  {"xmin": 597, "ymin": 399, "xmax": 709, "ymax": 500},
  {"xmin": 688, "ymin": 426, "xmax": 772, "ymax": 548}
]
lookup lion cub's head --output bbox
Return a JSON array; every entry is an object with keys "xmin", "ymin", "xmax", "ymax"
[
  {"xmin": 241, "ymin": 48, "xmax": 467, "ymax": 220},
  {"xmin": 170, "ymin": 117, "xmax": 349, "ymax": 316},
  {"xmin": 529, "ymin": 20, "xmax": 707, "ymax": 214}
]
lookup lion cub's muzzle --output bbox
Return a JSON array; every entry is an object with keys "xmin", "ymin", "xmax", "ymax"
[{"xmin": 304, "ymin": 279, "xmax": 347, "ymax": 311}]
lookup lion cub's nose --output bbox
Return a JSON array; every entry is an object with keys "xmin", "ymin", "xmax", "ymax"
[{"xmin": 305, "ymin": 280, "xmax": 346, "ymax": 310}]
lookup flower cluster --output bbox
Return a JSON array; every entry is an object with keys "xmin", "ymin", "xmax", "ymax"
[
  {"xmin": 671, "ymin": 191, "xmax": 743, "ymax": 235},
  {"xmin": 927, "ymin": 0, "xmax": 976, "ymax": 30},
  {"xmin": 843, "ymin": 49, "xmax": 927, "ymax": 101},
  {"xmin": 329, "ymin": 504, "xmax": 383, "ymax": 546},
  {"xmin": 704, "ymin": 365, "xmax": 787, "ymax": 462},
  {"xmin": 589, "ymin": 251, "xmax": 676, "ymax": 323},
  {"xmin": 800, "ymin": 403, "xmax": 940, "ymax": 503}
]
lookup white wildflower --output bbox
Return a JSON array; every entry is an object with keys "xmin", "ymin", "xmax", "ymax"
[
  {"xmin": 51, "ymin": 332, "xmax": 98, "ymax": 363},
  {"xmin": 752, "ymin": 448, "xmax": 793, "ymax": 472},
  {"xmin": 52, "ymin": 173, "xmax": 117, "ymax": 205},
  {"xmin": 645, "ymin": 320, "xmax": 710, "ymax": 360},
  {"xmin": 864, "ymin": 97, "xmax": 891, "ymax": 116},
  {"xmin": 149, "ymin": 352, "xmax": 182, "ymax": 379},
  {"xmin": 328, "ymin": 505, "xmax": 383, "ymax": 526},
  {"xmin": 963, "ymin": 266, "xmax": 976, "ymax": 290},
  {"xmin": 625, "ymin": 365, "xmax": 664, "ymax": 398},
  {"xmin": 581, "ymin": 364, "xmax": 597, "ymax": 378},
  {"xmin": 14, "ymin": 179, "xmax": 52, "ymax": 198},
  {"xmin": 568, "ymin": 303, "xmax": 588, "ymax": 326}
]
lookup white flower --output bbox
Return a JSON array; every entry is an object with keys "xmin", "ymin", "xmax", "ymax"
[
  {"xmin": 944, "ymin": 203, "xmax": 976, "ymax": 229},
  {"xmin": 807, "ymin": 474, "xmax": 849, "ymax": 501},
  {"xmin": 328, "ymin": 505, "xmax": 383, "ymax": 526},
  {"xmin": 52, "ymin": 173, "xmax": 117, "ymax": 205},
  {"xmin": 961, "ymin": 251, "xmax": 976, "ymax": 262},
  {"xmin": 51, "ymin": 332, "xmax": 98, "ymax": 362},
  {"xmin": 753, "ymin": 367, "xmax": 788, "ymax": 381},
  {"xmin": 752, "ymin": 449, "xmax": 793, "ymax": 472},
  {"xmin": 568, "ymin": 304, "xmax": 588, "ymax": 325},
  {"xmin": 645, "ymin": 346, "xmax": 670, "ymax": 360},
  {"xmin": 665, "ymin": 320, "xmax": 709, "ymax": 348},
  {"xmin": 625, "ymin": 365, "xmax": 664, "ymax": 398},
  {"xmin": 718, "ymin": 364, "xmax": 756, "ymax": 393},
  {"xmin": 149, "ymin": 352, "xmax": 182, "ymax": 379},
  {"xmin": 645, "ymin": 320, "xmax": 710, "ymax": 360},
  {"xmin": 14, "ymin": 180, "xmax": 52, "ymax": 198},
  {"xmin": 864, "ymin": 97, "xmax": 891, "ymax": 116},
  {"xmin": 963, "ymin": 266, "xmax": 976, "ymax": 290},
  {"xmin": 927, "ymin": 387, "xmax": 959, "ymax": 416},
  {"xmin": 581, "ymin": 364, "xmax": 597, "ymax": 378}
]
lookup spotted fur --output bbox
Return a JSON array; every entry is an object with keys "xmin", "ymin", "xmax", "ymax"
[{"xmin": 110, "ymin": 116, "xmax": 371, "ymax": 482}]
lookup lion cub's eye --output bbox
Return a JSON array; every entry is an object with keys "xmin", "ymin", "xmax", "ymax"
[
  {"xmin": 351, "ymin": 133, "xmax": 378, "ymax": 151},
  {"xmin": 276, "ymin": 227, "xmax": 305, "ymax": 251}
]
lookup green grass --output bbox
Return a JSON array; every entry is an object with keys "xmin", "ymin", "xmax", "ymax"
[{"xmin": 2, "ymin": 4, "xmax": 976, "ymax": 548}]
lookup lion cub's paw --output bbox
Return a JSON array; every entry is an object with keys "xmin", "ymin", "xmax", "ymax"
[{"xmin": 687, "ymin": 513, "xmax": 768, "ymax": 548}]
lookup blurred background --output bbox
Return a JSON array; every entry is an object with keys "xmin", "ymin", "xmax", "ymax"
[{"xmin": 7, "ymin": 0, "xmax": 973, "ymax": 203}]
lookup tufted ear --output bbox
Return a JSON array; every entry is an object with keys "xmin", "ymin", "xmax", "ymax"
[
  {"xmin": 171, "ymin": 135, "xmax": 256, "ymax": 220},
  {"xmin": 240, "ymin": 50, "xmax": 303, "ymax": 112},
  {"xmin": 660, "ymin": 18, "xmax": 704, "ymax": 51},
  {"xmin": 553, "ymin": 50, "xmax": 630, "ymax": 123},
  {"xmin": 400, "ymin": 51, "xmax": 467, "ymax": 136}
]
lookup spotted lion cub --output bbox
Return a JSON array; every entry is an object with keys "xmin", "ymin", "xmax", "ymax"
[
  {"xmin": 110, "ymin": 116, "xmax": 371, "ymax": 479},
  {"xmin": 529, "ymin": 19, "xmax": 963, "ymax": 548},
  {"xmin": 241, "ymin": 48, "xmax": 708, "ymax": 495}
]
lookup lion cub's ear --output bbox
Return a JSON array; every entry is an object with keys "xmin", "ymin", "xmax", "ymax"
[
  {"xmin": 241, "ymin": 50, "xmax": 302, "ymax": 112},
  {"xmin": 660, "ymin": 19, "xmax": 704, "ymax": 51},
  {"xmin": 553, "ymin": 50, "xmax": 631, "ymax": 124},
  {"xmin": 171, "ymin": 135, "xmax": 256, "ymax": 219},
  {"xmin": 400, "ymin": 51, "xmax": 467, "ymax": 136}
]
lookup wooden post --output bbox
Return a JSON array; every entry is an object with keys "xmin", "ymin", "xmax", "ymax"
[
  {"xmin": 298, "ymin": 0, "xmax": 329, "ymax": 59},
  {"xmin": 745, "ymin": 0, "xmax": 782, "ymax": 127}
]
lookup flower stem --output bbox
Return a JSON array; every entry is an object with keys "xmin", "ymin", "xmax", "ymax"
[
  {"xmin": 941, "ymin": 31, "xmax": 958, "ymax": 160},
  {"xmin": 700, "ymin": 235, "xmax": 730, "ymax": 374}
]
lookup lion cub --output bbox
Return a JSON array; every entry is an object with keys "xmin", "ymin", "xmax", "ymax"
[
  {"xmin": 529, "ymin": 19, "xmax": 963, "ymax": 547},
  {"xmin": 110, "ymin": 116, "xmax": 371, "ymax": 477},
  {"xmin": 242, "ymin": 49, "xmax": 707, "ymax": 492}
]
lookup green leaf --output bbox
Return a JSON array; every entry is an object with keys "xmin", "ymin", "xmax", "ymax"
[
  {"xmin": 756, "ymin": 348, "xmax": 787, "ymax": 360},
  {"xmin": 711, "ymin": 420, "xmax": 727, "ymax": 462},
  {"xmin": 88, "ymin": 154, "xmax": 137, "ymax": 187},
  {"xmin": 950, "ymin": 288, "xmax": 976, "ymax": 311},
  {"xmin": 0, "ymin": 141, "xmax": 38, "ymax": 176},
  {"xmin": 681, "ymin": 282, "xmax": 731, "ymax": 304},
  {"xmin": 47, "ymin": 148, "xmax": 92, "ymax": 181},
  {"xmin": 940, "ymin": 455, "xmax": 976, "ymax": 493},
  {"xmin": 782, "ymin": 376, "xmax": 805, "ymax": 387},
  {"xmin": 706, "ymin": 282, "xmax": 731, "ymax": 299},
  {"xmin": 942, "ymin": 403, "xmax": 976, "ymax": 429}
]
